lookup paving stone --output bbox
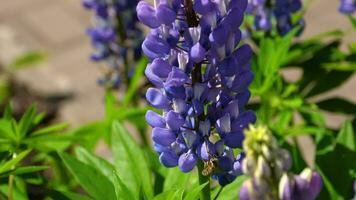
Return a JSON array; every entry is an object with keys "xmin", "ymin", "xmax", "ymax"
[
  {"xmin": 20, "ymin": 2, "xmax": 85, "ymax": 47},
  {"xmin": 0, "ymin": 0, "xmax": 44, "ymax": 18},
  {"xmin": 0, "ymin": 24, "xmax": 28, "ymax": 66},
  {"xmin": 50, "ymin": 43, "xmax": 105, "ymax": 126}
]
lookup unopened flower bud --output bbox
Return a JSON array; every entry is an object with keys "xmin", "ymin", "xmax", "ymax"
[
  {"xmin": 239, "ymin": 180, "xmax": 252, "ymax": 200},
  {"xmin": 279, "ymin": 173, "xmax": 295, "ymax": 200},
  {"xmin": 256, "ymin": 156, "xmax": 271, "ymax": 178},
  {"xmin": 261, "ymin": 144, "xmax": 272, "ymax": 161}
]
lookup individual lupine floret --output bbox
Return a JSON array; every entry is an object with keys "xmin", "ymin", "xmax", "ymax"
[
  {"xmin": 83, "ymin": 0, "xmax": 143, "ymax": 88},
  {"xmin": 246, "ymin": 0, "xmax": 304, "ymax": 35},
  {"xmin": 138, "ymin": 0, "xmax": 256, "ymax": 186},
  {"xmin": 239, "ymin": 125, "xmax": 323, "ymax": 200},
  {"xmin": 339, "ymin": 0, "xmax": 356, "ymax": 14}
]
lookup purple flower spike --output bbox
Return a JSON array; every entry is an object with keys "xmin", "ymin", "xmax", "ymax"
[
  {"xmin": 138, "ymin": 0, "xmax": 255, "ymax": 184},
  {"xmin": 83, "ymin": 0, "xmax": 143, "ymax": 89},
  {"xmin": 339, "ymin": 0, "xmax": 356, "ymax": 14},
  {"xmin": 246, "ymin": 0, "xmax": 304, "ymax": 35}
]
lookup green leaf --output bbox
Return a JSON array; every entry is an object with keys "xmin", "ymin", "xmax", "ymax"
[
  {"xmin": 0, "ymin": 179, "xmax": 28, "ymax": 200},
  {"xmin": 112, "ymin": 170, "xmax": 136, "ymax": 200},
  {"xmin": 18, "ymin": 105, "xmax": 37, "ymax": 138},
  {"xmin": 184, "ymin": 182, "xmax": 208, "ymax": 200},
  {"xmin": 9, "ymin": 51, "xmax": 46, "ymax": 70},
  {"xmin": 336, "ymin": 121, "xmax": 355, "ymax": 151},
  {"xmin": 74, "ymin": 146, "xmax": 115, "ymax": 179},
  {"xmin": 323, "ymin": 62, "xmax": 356, "ymax": 71},
  {"xmin": 122, "ymin": 57, "xmax": 148, "ymax": 107},
  {"xmin": 31, "ymin": 123, "xmax": 69, "ymax": 136},
  {"xmin": 348, "ymin": 15, "xmax": 356, "ymax": 29},
  {"xmin": 0, "ymin": 149, "xmax": 32, "ymax": 174},
  {"xmin": 163, "ymin": 168, "xmax": 191, "ymax": 192},
  {"xmin": 3, "ymin": 103, "xmax": 13, "ymax": 120},
  {"xmin": 74, "ymin": 145, "xmax": 136, "ymax": 199},
  {"xmin": 0, "ymin": 119, "xmax": 16, "ymax": 141},
  {"xmin": 111, "ymin": 121, "xmax": 153, "ymax": 199},
  {"xmin": 316, "ymin": 144, "xmax": 356, "ymax": 199},
  {"xmin": 317, "ymin": 97, "xmax": 356, "ymax": 115},
  {"xmin": 11, "ymin": 166, "xmax": 48, "ymax": 175},
  {"xmin": 59, "ymin": 152, "xmax": 116, "ymax": 200},
  {"xmin": 70, "ymin": 120, "xmax": 108, "ymax": 150},
  {"xmin": 316, "ymin": 166, "xmax": 343, "ymax": 200}
]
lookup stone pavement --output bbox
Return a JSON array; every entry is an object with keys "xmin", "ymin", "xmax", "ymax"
[
  {"xmin": 0, "ymin": 0, "xmax": 354, "ymax": 128},
  {"xmin": 0, "ymin": 0, "xmax": 104, "ymax": 126}
]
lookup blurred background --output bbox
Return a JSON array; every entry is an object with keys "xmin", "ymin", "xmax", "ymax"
[{"xmin": 0, "ymin": 0, "xmax": 355, "ymax": 128}]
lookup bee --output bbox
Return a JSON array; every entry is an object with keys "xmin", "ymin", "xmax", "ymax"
[{"xmin": 202, "ymin": 157, "xmax": 218, "ymax": 176}]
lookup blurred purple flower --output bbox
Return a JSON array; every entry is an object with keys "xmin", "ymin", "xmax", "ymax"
[{"xmin": 83, "ymin": 0, "xmax": 143, "ymax": 88}]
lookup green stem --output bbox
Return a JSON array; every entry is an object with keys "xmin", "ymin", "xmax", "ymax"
[
  {"xmin": 7, "ymin": 175, "xmax": 13, "ymax": 200},
  {"xmin": 197, "ymin": 162, "xmax": 211, "ymax": 200}
]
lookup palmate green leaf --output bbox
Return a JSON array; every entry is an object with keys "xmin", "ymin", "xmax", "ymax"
[
  {"xmin": 216, "ymin": 175, "xmax": 246, "ymax": 200},
  {"xmin": 336, "ymin": 121, "xmax": 355, "ymax": 151},
  {"xmin": 253, "ymin": 28, "xmax": 299, "ymax": 94},
  {"xmin": 184, "ymin": 182, "xmax": 208, "ymax": 200},
  {"xmin": 59, "ymin": 152, "xmax": 116, "ymax": 200},
  {"xmin": 122, "ymin": 57, "xmax": 148, "ymax": 107},
  {"xmin": 317, "ymin": 97, "xmax": 356, "ymax": 115},
  {"xmin": 111, "ymin": 121, "xmax": 153, "ymax": 199},
  {"xmin": 18, "ymin": 104, "xmax": 38, "ymax": 138},
  {"xmin": 0, "ymin": 149, "xmax": 32, "ymax": 174}
]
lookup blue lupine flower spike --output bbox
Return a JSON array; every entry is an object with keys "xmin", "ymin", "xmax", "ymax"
[
  {"xmin": 339, "ymin": 0, "xmax": 356, "ymax": 14},
  {"xmin": 138, "ymin": 0, "xmax": 256, "ymax": 186},
  {"xmin": 246, "ymin": 0, "xmax": 304, "ymax": 35},
  {"xmin": 83, "ymin": 0, "xmax": 143, "ymax": 89}
]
